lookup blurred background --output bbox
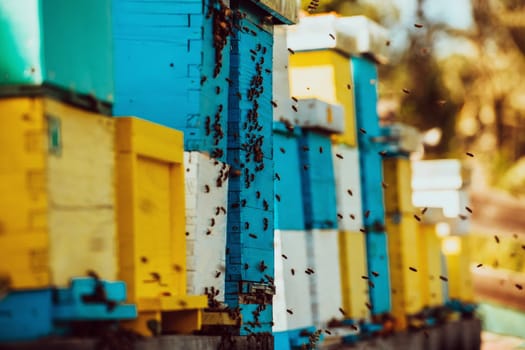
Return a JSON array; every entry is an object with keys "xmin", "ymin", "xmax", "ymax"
[{"xmin": 299, "ymin": 0, "xmax": 525, "ymax": 348}]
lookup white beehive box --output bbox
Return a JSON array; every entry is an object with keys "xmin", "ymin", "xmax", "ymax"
[
  {"xmin": 308, "ymin": 229, "xmax": 343, "ymax": 327},
  {"xmin": 273, "ymin": 25, "xmax": 294, "ymax": 122},
  {"xmin": 332, "ymin": 144, "xmax": 364, "ymax": 231},
  {"xmin": 273, "ymin": 230, "xmax": 316, "ymax": 332},
  {"xmin": 184, "ymin": 152, "xmax": 229, "ymax": 301},
  {"xmin": 296, "ymin": 98, "xmax": 345, "ymax": 134},
  {"xmin": 287, "ymin": 14, "xmax": 389, "ymax": 64}
]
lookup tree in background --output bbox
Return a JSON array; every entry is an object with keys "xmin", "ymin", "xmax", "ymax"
[{"xmin": 300, "ymin": 0, "xmax": 525, "ymax": 195}]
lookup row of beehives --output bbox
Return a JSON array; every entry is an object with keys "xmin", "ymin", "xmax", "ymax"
[{"xmin": 270, "ymin": 16, "xmax": 475, "ymax": 349}]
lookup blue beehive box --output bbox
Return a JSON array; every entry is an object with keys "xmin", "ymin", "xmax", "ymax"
[
  {"xmin": 273, "ymin": 122, "xmax": 305, "ymax": 230},
  {"xmin": 298, "ymin": 129, "xmax": 338, "ymax": 229},
  {"xmin": 0, "ymin": 0, "xmax": 113, "ymax": 111},
  {"xmin": 113, "ymin": 0, "xmax": 229, "ymax": 156},
  {"xmin": 0, "ymin": 289, "xmax": 53, "ymax": 342},
  {"xmin": 351, "ymin": 56, "xmax": 387, "ymax": 229}
]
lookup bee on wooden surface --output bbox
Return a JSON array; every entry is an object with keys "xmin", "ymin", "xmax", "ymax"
[
  {"xmin": 347, "ymin": 189, "xmax": 353, "ymax": 196},
  {"xmin": 439, "ymin": 276, "xmax": 448, "ymax": 282},
  {"xmin": 414, "ymin": 214, "xmax": 421, "ymax": 222},
  {"xmin": 414, "ymin": 23, "xmax": 423, "ymax": 28},
  {"xmin": 303, "ymin": 146, "xmax": 310, "ymax": 152},
  {"xmin": 291, "ymin": 268, "xmax": 295, "ymax": 275},
  {"xmin": 379, "ymin": 150, "xmax": 387, "ymax": 156},
  {"xmin": 466, "ymin": 152, "xmax": 474, "ymax": 157},
  {"xmin": 402, "ymin": 88, "xmax": 410, "ymax": 94},
  {"xmin": 292, "ymin": 105, "xmax": 298, "ymax": 112},
  {"xmin": 215, "ymin": 271, "xmax": 221, "ymax": 278},
  {"xmin": 338, "ymin": 307, "xmax": 346, "ymax": 316},
  {"xmin": 359, "ymin": 128, "xmax": 367, "ymax": 134},
  {"xmin": 335, "ymin": 153, "xmax": 343, "ymax": 159},
  {"xmin": 271, "ymin": 100, "xmax": 278, "ymax": 107},
  {"xmin": 386, "ymin": 40, "xmax": 391, "ymax": 46},
  {"xmin": 245, "ymin": 222, "xmax": 250, "ymax": 230},
  {"xmin": 287, "ymin": 48, "xmax": 295, "ymax": 54},
  {"xmin": 382, "ymin": 182, "xmax": 388, "ymax": 189},
  {"xmin": 465, "ymin": 206, "xmax": 473, "ymax": 213},
  {"xmin": 325, "ymin": 329, "xmax": 332, "ymax": 335},
  {"xmin": 244, "ymin": 263, "xmax": 249, "ymax": 270},
  {"xmin": 515, "ymin": 284, "xmax": 523, "ymax": 290},
  {"xmin": 210, "ymin": 218, "xmax": 215, "ymax": 227},
  {"xmin": 409, "ymin": 267, "xmax": 418, "ymax": 272},
  {"xmin": 361, "ymin": 275, "xmax": 369, "ymax": 280},
  {"xmin": 458, "ymin": 214, "xmax": 467, "ymax": 220},
  {"xmin": 206, "ymin": 229, "xmax": 212, "ymax": 235},
  {"xmin": 337, "ymin": 213, "xmax": 343, "ymax": 219},
  {"xmin": 303, "ymin": 165, "xmax": 309, "ymax": 171},
  {"xmin": 495, "ymin": 235, "xmax": 500, "ymax": 244},
  {"xmin": 364, "ymin": 210, "xmax": 370, "ymax": 218},
  {"xmin": 282, "ymin": 254, "xmax": 288, "ymax": 259},
  {"xmin": 421, "ymin": 207, "xmax": 428, "ymax": 214},
  {"xmin": 329, "ymin": 33, "xmax": 335, "ymax": 40},
  {"xmin": 476, "ymin": 263, "xmax": 483, "ymax": 268},
  {"xmin": 263, "ymin": 218, "xmax": 269, "ymax": 231},
  {"xmin": 140, "ymin": 256, "xmax": 148, "ymax": 263},
  {"xmin": 291, "ymin": 96, "xmax": 298, "ymax": 102},
  {"xmin": 319, "ymin": 146, "xmax": 323, "ymax": 153},
  {"xmin": 286, "ymin": 309, "xmax": 293, "ymax": 315},
  {"xmin": 350, "ymin": 214, "xmax": 355, "ymax": 220},
  {"xmin": 275, "ymin": 173, "xmax": 281, "ymax": 181},
  {"xmin": 200, "ymin": 76, "xmax": 207, "ymax": 85},
  {"xmin": 372, "ymin": 271, "xmax": 379, "ymax": 277},
  {"xmin": 365, "ymin": 302, "xmax": 372, "ymax": 310},
  {"xmin": 263, "ymin": 200, "xmax": 269, "ymax": 210},
  {"xmin": 279, "ymin": 147, "xmax": 286, "ymax": 153}
]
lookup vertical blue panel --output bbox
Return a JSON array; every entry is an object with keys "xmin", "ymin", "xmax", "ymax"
[
  {"xmin": 225, "ymin": 1, "xmax": 274, "ymax": 334},
  {"xmin": 352, "ymin": 56, "xmax": 391, "ymax": 315},
  {"xmin": 273, "ymin": 123, "xmax": 305, "ymax": 230},
  {"xmin": 112, "ymin": 0, "xmax": 228, "ymax": 157},
  {"xmin": 0, "ymin": 289, "xmax": 53, "ymax": 342},
  {"xmin": 298, "ymin": 130, "xmax": 337, "ymax": 229},
  {"xmin": 365, "ymin": 232, "xmax": 391, "ymax": 315}
]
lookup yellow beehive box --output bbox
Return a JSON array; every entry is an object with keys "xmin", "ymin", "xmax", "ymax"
[
  {"xmin": 418, "ymin": 223, "xmax": 444, "ymax": 308},
  {"xmin": 338, "ymin": 231, "xmax": 369, "ymax": 320},
  {"xmin": 115, "ymin": 117, "xmax": 207, "ymax": 335},
  {"xmin": 288, "ymin": 50, "xmax": 357, "ymax": 146},
  {"xmin": 383, "ymin": 157, "xmax": 415, "ymax": 214},
  {"xmin": 385, "ymin": 213, "xmax": 423, "ymax": 331},
  {"xmin": 0, "ymin": 97, "xmax": 116, "ymax": 289},
  {"xmin": 443, "ymin": 235, "xmax": 474, "ymax": 302}
]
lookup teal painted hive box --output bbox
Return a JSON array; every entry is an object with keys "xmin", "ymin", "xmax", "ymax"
[{"xmin": 0, "ymin": 0, "xmax": 113, "ymax": 111}]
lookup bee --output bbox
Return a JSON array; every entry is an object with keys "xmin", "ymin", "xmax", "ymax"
[
  {"xmin": 329, "ymin": 33, "xmax": 335, "ymax": 40},
  {"xmin": 271, "ymin": 100, "xmax": 278, "ymax": 107},
  {"xmin": 347, "ymin": 189, "xmax": 353, "ymax": 196},
  {"xmin": 338, "ymin": 307, "xmax": 346, "ymax": 316},
  {"xmin": 292, "ymin": 105, "xmax": 298, "ymax": 112},
  {"xmin": 515, "ymin": 284, "xmax": 523, "ymax": 290},
  {"xmin": 439, "ymin": 276, "xmax": 448, "ymax": 282},
  {"xmin": 386, "ymin": 40, "xmax": 391, "ymax": 46},
  {"xmin": 263, "ymin": 218, "xmax": 269, "ymax": 230},
  {"xmin": 286, "ymin": 309, "xmax": 293, "ymax": 315},
  {"xmin": 206, "ymin": 229, "xmax": 211, "ymax": 235},
  {"xmin": 402, "ymin": 88, "xmax": 410, "ymax": 94},
  {"xmin": 210, "ymin": 218, "xmax": 215, "ymax": 227},
  {"xmin": 282, "ymin": 254, "xmax": 288, "ymax": 259},
  {"xmin": 325, "ymin": 329, "xmax": 332, "ymax": 335},
  {"xmin": 414, "ymin": 214, "xmax": 421, "ymax": 222},
  {"xmin": 140, "ymin": 256, "xmax": 148, "ymax": 263},
  {"xmin": 291, "ymin": 268, "xmax": 295, "ymax": 275},
  {"xmin": 495, "ymin": 235, "xmax": 500, "ymax": 244},
  {"xmin": 216, "ymin": 86, "xmax": 221, "ymax": 94},
  {"xmin": 359, "ymin": 128, "xmax": 367, "ymax": 134},
  {"xmin": 414, "ymin": 23, "xmax": 423, "ymax": 28},
  {"xmin": 287, "ymin": 48, "xmax": 295, "ymax": 54},
  {"xmin": 291, "ymin": 96, "xmax": 298, "ymax": 102},
  {"xmin": 279, "ymin": 147, "xmax": 286, "ymax": 153},
  {"xmin": 303, "ymin": 165, "xmax": 309, "ymax": 171},
  {"xmin": 466, "ymin": 152, "xmax": 474, "ymax": 157},
  {"xmin": 459, "ymin": 214, "xmax": 467, "ymax": 220},
  {"xmin": 337, "ymin": 213, "xmax": 343, "ymax": 219},
  {"xmin": 368, "ymin": 281, "xmax": 375, "ymax": 288},
  {"xmin": 364, "ymin": 210, "xmax": 370, "ymax": 218},
  {"xmin": 319, "ymin": 146, "xmax": 323, "ymax": 153},
  {"xmin": 200, "ymin": 76, "xmax": 207, "ymax": 85},
  {"xmin": 249, "ymin": 233, "xmax": 257, "ymax": 239},
  {"xmin": 336, "ymin": 153, "xmax": 343, "ymax": 159},
  {"xmin": 361, "ymin": 275, "xmax": 369, "ymax": 280},
  {"xmin": 275, "ymin": 194, "xmax": 281, "ymax": 202},
  {"xmin": 346, "ymin": 84, "xmax": 351, "ymax": 90},
  {"xmin": 360, "ymin": 228, "xmax": 366, "ymax": 233},
  {"xmin": 382, "ymin": 182, "xmax": 388, "ymax": 189},
  {"xmin": 372, "ymin": 271, "xmax": 379, "ymax": 277},
  {"xmin": 350, "ymin": 214, "xmax": 355, "ymax": 220},
  {"xmin": 263, "ymin": 200, "xmax": 269, "ymax": 210},
  {"xmin": 204, "ymin": 184, "xmax": 210, "ymax": 193},
  {"xmin": 409, "ymin": 267, "xmax": 418, "ymax": 272},
  {"xmin": 275, "ymin": 173, "xmax": 281, "ymax": 181},
  {"xmin": 245, "ymin": 222, "xmax": 250, "ymax": 229},
  {"xmin": 365, "ymin": 302, "xmax": 372, "ymax": 310},
  {"xmin": 379, "ymin": 150, "xmax": 387, "ymax": 156},
  {"xmin": 465, "ymin": 206, "xmax": 473, "ymax": 213},
  {"xmin": 421, "ymin": 207, "xmax": 428, "ymax": 214},
  {"xmin": 476, "ymin": 263, "xmax": 483, "ymax": 268},
  {"xmin": 215, "ymin": 271, "xmax": 221, "ymax": 278},
  {"xmin": 244, "ymin": 263, "xmax": 249, "ymax": 270}
]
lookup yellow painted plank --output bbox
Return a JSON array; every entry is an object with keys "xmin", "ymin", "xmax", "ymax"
[
  {"xmin": 418, "ymin": 224, "xmax": 444, "ymax": 307},
  {"xmin": 116, "ymin": 117, "xmax": 188, "ymax": 305},
  {"xmin": 0, "ymin": 233, "xmax": 50, "ymax": 288},
  {"xmin": 383, "ymin": 158, "xmax": 414, "ymax": 214},
  {"xmin": 289, "ymin": 50, "xmax": 356, "ymax": 146},
  {"xmin": 338, "ymin": 231, "xmax": 369, "ymax": 320},
  {"xmin": 444, "ymin": 235, "xmax": 474, "ymax": 302},
  {"xmin": 386, "ymin": 214, "xmax": 423, "ymax": 330}
]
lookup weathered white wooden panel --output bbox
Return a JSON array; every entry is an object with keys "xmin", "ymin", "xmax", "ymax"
[
  {"xmin": 184, "ymin": 152, "xmax": 229, "ymax": 301},
  {"xmin": 332, "ymin": 144, "xmax": 364, "ymax": 232},
  {"xmin": 46, "ymin": 99, "xmax": 117, "ymax": 285},
  {"xmin": 310, "ymin": 229, "xmax": 343, "ymax": 326}
]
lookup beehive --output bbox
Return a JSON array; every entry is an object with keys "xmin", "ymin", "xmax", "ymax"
[
  {"xmin": 115, "ymin": 117, "xmax": 207, "ymax": 335},
  {"xmin": 0, "ymin": 96, "xmax": 116, "ymax": 289},
  {"xmin": 0, "ymin": 0, "xmax": 113, "ymax": 110},
  {"xmin": 184, "ymin": 151, "xmax": 229, "ymax": 301}
]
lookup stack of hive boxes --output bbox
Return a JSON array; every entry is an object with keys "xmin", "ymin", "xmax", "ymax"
[
  {"xmin": 286, "ymin": 14, "xmax": 391, "ymax": 334},
  {"xmin": 112, "ymin": 0, "xmax": 297, "ymax": 336},
  {"xmin": 0, "ymin": 0, "xmax": 136, "ymax": 341}
]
